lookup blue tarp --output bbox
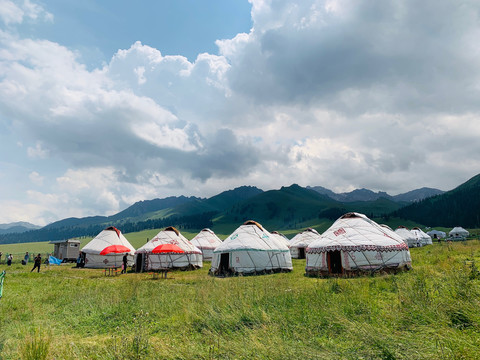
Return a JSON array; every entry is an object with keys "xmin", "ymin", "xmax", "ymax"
[{"xmin": 48, "ymin": 256, "xmax": 62, "ymax": 265}]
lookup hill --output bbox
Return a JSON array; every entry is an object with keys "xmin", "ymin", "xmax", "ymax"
[
  {"xmin": 308, "ymin": 185, "xmax": 443, "ymax": 202},
  {"xmin": 394, "ymin": 173, "xmax": 480, "ymax": 227},
  {"xmin": 167, "ymin": 186, "xmax": 264, "ymax": 217},
  {"xmin": 215, "ymin": 184, "xmax": 345, "ymax": 230},
  {"xmin": 0, "ymin": 221, "xmax": 41, "ymax": 235}
]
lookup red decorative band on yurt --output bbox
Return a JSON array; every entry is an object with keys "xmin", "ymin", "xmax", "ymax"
[{"xmin": 306, "ymin": 243, "xmax": 408, "ymax": 254}]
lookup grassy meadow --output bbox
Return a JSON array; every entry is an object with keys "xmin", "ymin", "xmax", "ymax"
[{"xmin": 0, "ymin": 240, "xmax": 479, "ymax": 359}]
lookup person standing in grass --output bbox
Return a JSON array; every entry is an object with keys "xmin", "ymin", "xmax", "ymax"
[
  {"xmin": 31, "ymin": 254, "xmax": 42, "ymax": 273},
  {"xmin": 0, "ymin": 252, "xmax": 2, "ymax": 264},
  {"xmin": 121, "ymin": 253, "xmax": 128, "ymax": 274},
  {"xmin": 23, "ymin": 252, "xmax": 29, "ymax": 265},
  {"xmin": 7, "ymin": 254, "xmax": 12, "ymax": 266}
]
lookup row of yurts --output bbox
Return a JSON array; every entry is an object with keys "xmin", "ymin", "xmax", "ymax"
[{"xmin": 79, "ymin": 211, "xmax": 448, "ymax": 276}]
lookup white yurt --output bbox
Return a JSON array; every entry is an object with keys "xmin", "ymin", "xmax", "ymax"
[
  {"xmin": 395, "ymin": 226, "xmax": 416, "ymax": 247},
  {"xmin": 190, "ymin": 228, "xmax": 223, "ymax": 261},
  {"xmin": 270, "ymin": 231, "xmax": 291, "ymax": 248},
  {"xmin": 289, "ymin": 228, "xmax": 321, "ymax": 259},
  {"xmin": 411, "ymin": 227, "xmax": 433, "ymax": 246},
  {"xmin": 134, "ymin": 226, "xmax": 202, "ymax": 272},
  {"xmin": 210, "ymin": 220, "xmax": 292, "ymax": 276},
  {"xmin": 449, "ymin": 227, "xmax": 469, "ymax": 240},
  {"xmin": 305, "ymin": 213, "xmax": 411, "ymax": 276},
  {"xmin": 81, "ymin": 226, "xmax": 135, "ymax": 269},
  {"xmin": 427, "ymin": 229, "xmax": 447, "ymax": 240}
]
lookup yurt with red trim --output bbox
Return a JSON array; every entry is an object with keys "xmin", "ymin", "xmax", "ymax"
[
  {"xmin": 190, "ymin": 228, "xmax": 222, "ymax": 261},
  {"xmin": 81, "ymin": 226, "xmax": 135, "ymax": 269},
  {"xmin": 210, "ymin": 220, "xmax": 292, "ymax": 276},
  {"xmin": 305, "ymin": 213, "xmax": 411, "ymax": 276},
  {"xmin": 289, "ymin": 228, "xmax": 321, "ymax": 259},
  {"xmin": 134, "ymin": 226, "xmax": 202, "ymax": 272}
]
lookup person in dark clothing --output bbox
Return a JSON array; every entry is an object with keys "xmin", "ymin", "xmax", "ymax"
[
  {"xmin": 7, "ymin": 254, "xmax": 12, "ymax": 266},
  {"xmin": 121, "ymin": 253, "xmax": 128, "ymax": 274},
  {"xmin": 76, "ymin": 253, "xmax": 83, "ymax": 268},
  {"xmin": 31, "ymin": 254, "xmax": 42, "ymax": 273}
]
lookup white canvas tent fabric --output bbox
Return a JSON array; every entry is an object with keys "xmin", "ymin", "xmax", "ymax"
[
  {"xmin": 190, "ymin": 228, "xmax": 222, "ymax": 261},
  {"xmin": 290, "ymin": 228, "xmax": 321, "ymax": 259},
  {"xmin": 306, "ymin": 213, "xmax": 411, "ymax": 276},
  {"xmin": 427, "ymin": 229, "xmax": 446, "ymax": 240},
  {"xmin": 395, "ymin": 227, "xmax": 417, "ymax": 247},
  {"xmin": 449, "ymin": 227, "xmax": 469, "ymax": 239},
  {"xmin": 210, "ymin": 220, "xmax": 292, "ymax": 276},
  {"xmin": 411, "ymin": 227, "xmax": 432, "ymax": 246},
  {"xmin": 270, "ymin": 231, "xmax": 291, "ymax": 248},
  {"xmin": 135, "ymin": 226, "xmax": 202, "ymax": 271},
  {"xmin": 81, "ymin": 226, "xmax": 135, "ymax": 268}
]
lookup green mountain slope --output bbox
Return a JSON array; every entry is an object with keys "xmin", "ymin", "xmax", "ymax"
[
  {"xmin": 394, "ymin": 173, "xmax": 480, "ymax": 227},
  {"xmin": 168, "ymin": 186, "xmax": 263, "ymax": 217},
  {"xmin": 344, "ymin": 197, "xmax": 403, "ymax": 217},
  {"xmin": 213, "ymin": 184, "xmax": 342, "ymax": 231}
]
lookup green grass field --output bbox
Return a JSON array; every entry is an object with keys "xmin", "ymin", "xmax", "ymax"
[{"xmin": 0, "ymin": 240, "xmax": 479, "ymax": 359}]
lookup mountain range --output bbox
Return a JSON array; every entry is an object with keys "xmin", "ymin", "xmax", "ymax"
[
  {"xmin": 394, "ymin": 173, "xmax": 480, "ymax": 228},
  {"xmin": 1, "ymin": 176, "xmax": 478, "ymax": 245},
  {"xmin": 0, "ymin": 222, "xmax": 41, "ymax": 235},
  {"xmin": 307, "ymin": 186, "xmax": 443, "ymax": 203}
]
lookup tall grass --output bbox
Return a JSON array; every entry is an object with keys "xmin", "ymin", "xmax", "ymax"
[{"xmin": 0, "ymin": 241, "xmax": 479, "ymax": 359}]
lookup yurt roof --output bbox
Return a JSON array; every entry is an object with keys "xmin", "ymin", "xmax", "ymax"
[
  {"xmin": 81, "ymin": 226, "xmax": 135, "ymax": 255},
  {"xmin": 427, "ymin": 229, "xmax": 446, "ymax": 237},
  {"xmin": 411, "ymin": 227, "xmax": 431, "ymax": 240},
  {"xmin": 290, "ymin": 228, "xmax": 321, "ymax": 248},
  {"xmin": 136, "ymin": 226, "xmax": 201, "ymax": 254},
  {"xmin": 190, "ymin": 228, "xmax": 222, "ymax": 250},
  {"xmin": 214, "ymin": 220, "xmax": 289, "ymax": 253},
  {"xmin": 307, "ymin": 213, "xmax": 408, "ymax": 253},
  {"xmin": 270, "ymin": 231, "xmax": 291, "ymax": 247},
  {"xmin": 395, "ymin": 227, "xmax": 416, "ymax": 241}
]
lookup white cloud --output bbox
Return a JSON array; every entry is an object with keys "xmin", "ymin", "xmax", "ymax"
[
  {"xmin": 27, "ymin": 142, "xmax": 48, "ymax": 159},
  {"xmin": 28, "ymin": 171, "xmax": 43, "ymax": 185},
  {"xmin": 0, "ymin": 0, "xmax": 52, "ymax": 26}
]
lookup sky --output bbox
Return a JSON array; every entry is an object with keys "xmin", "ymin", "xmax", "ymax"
[{"xmin": 1, "ymin": 0, "xmax": 480, "ymax": 226}]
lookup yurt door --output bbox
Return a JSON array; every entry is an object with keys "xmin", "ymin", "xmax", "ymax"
[
  {"xmin": 327, "ymin": 251, "xmax": 343, "ymax": 274},
  {"xmin": 135, "ymin": 254, "xmax": 144, "ymax": 273},
  {"xmin": 219, "ymin": 253, "xmax": 230, "ymax": 273},
  {"xmin": 299, "ymin": 248, "xmax": 305, "ymax": 259}
]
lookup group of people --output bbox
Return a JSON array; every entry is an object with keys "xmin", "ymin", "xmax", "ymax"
[
  {"xmin": 1, "ymin": 251, "xmax": 130, "ymax": 274},
  {"xmin": 0, "ymin": 252, "xmax": 13, "ymax": 266},
  {"xmin": 0, "ymin": 251, "xmax": 43, "ymax": 272}
]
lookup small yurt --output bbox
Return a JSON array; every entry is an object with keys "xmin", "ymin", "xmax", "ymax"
[
  {"xmin": 270, "ymin": 231, "xmax": 291, "ymax": 248},
  {"xmin": 411, "ymin": 227, "xmax": 432, "ymax": 246},
  {"xmin": 305, "ymin": 213, "xmax": 411, "ymax": 276},
  {"xmin": 81, "ymin": 226, "xmax": 135, "ymax": 268},
  {"xmin": 449, "ymin": 227, "xmax": 469, "ymax": 240},
  {"xmin": 135, "ymin": 226, "xmax": 202, "ymax": 272},
  {"xmin": 427, "ymin": 229, "xmax": 446, "ymax": 240},
  {"xmin": 190, "ymin": 228, "xmax": 223, "ymax": 261},
  {"xmin": 395, "ymin": 226, "xmax": 416, "ymax": 247},
  {"xmin": 210, "ymin": 220, "xmax": 292, "ymax": 276},
  {"xmin": 289, "ymin": 228, "xmax": 321, "ymax": 259}
]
